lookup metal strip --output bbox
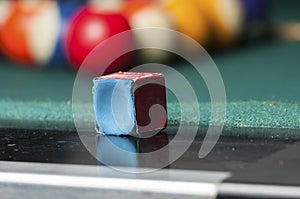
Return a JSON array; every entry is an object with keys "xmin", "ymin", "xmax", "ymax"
[
  {"xmin": 219, "ymin": 183, "xmax": 300, "ymax": 198},
  {"xmin": 0, "ymin": 161, "xmax": 230, "ymax": 199},
  {"xmin": 0, "ymin": 172, "xmax": 216, "ymax": 197}
]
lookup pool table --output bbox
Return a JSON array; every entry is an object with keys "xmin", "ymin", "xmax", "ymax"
[{"xmin": 0, "ymin": 0, "xmax": 300, "ymax": 198}]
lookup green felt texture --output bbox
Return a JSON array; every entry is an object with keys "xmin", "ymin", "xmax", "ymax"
[
  {"xmin": 0, "ymin": 100, "xmax": 299, "ymax": 139},
  {"xmin": 0, "ymin": 62, "xmax": 75, "ymax": 102},
  {"xmin": 1, "ymin": 40, "xmax": 300, "ymax": 102},
  {"xmin": 268, "ymin": 0, "xmax": 300, "ymax": 22},
  {"xmin": 0, "ymin": 100, "xmax": 74, "ymax": 131}
]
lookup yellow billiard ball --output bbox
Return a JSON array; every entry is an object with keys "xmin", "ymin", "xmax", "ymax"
[
  {"xmin": 162, "ymin": 0, "xmax": 210, "ymax": 48},
  {"xmin": 196, "ymin": 0, "xmax": 244, "ymax": 48}
]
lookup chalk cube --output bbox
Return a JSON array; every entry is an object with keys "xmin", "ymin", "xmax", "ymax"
[{"xmin": 93, "ymin": 72, "xmax": 167, "ymax": 136}]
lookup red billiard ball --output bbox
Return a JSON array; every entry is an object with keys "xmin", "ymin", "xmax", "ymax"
[{"xmin": 65, "ymin": 5, "xmax": 132, "ymax": 74}]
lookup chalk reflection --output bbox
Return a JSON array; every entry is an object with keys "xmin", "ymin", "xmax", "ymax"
[{"xmin": 97, "ymin": 133, "xmax": 169, "ymax": 168}]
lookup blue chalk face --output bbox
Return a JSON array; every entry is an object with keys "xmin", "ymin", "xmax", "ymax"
[{"xmin": 93, "ymin": 78, "xmax": 136, "ymax": 135}]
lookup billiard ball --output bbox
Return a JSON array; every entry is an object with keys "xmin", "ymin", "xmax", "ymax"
[
  {"xmin": 196, "ymin": 0, "xmax": 244, "ymax": 48},
  {"xmin": 65, "ymin": 4, "xmax": 132, "ymax": 73},
  {"xmin": 0, "ymin": 1, "xmax": 39, "ymax": 64},
  {"xmin": 26, "ymin": 1, "xmax": 62, "ymax": 66},
  {"xmin": 0, "ymin": 0, "xmax": 84, "ymax": 67},
  {"xmin": 0, "ymin": 0, "xmax": 11, "ymax": 29},
  {"xmin": 239, "ymin": 0, "xmax": 267, "ymax": 24},
  {"xmin": 239, "ymin": 0, "xmax": 267, "ymax": 39},
  {"xmin": 162, "ymin": 0, "xmax": 210, "ymax": 48},
  {"xmin": 0, "ymin": 0, "xmax": 75, "ymax": 67},
  {"xmin": 28, "ymin": 1, "xmax": 83, "ymax": 67},
  {"xmin": 121, "ymin": 0, "xmax": 176, "ymax": 62},
  {"xmin": 47, "ymin": 1, "xmax": 83, "ymax": 67},
  {"xmin": 0, "ymin": 0, "xmax": 11, "ymax": 57},
  {"xmin": 121, "ymin": 0, "xmax": 153, "ymax": 19}
]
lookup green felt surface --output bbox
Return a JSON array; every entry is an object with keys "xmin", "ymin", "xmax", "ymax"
[
  {"xmin": 1, "ymin": 100, "xmax": 300, "ymax": 138},
  {"xmin": 1, "ymin": 40, "xmax": 300, "ymax": 136},
  {"xmin": 0, "ymin": 0, "xmax": 300, "ymax": 138},
  {"xmin": 1, "ymin": 40, "xmax": 300, "ymax": 102}
]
